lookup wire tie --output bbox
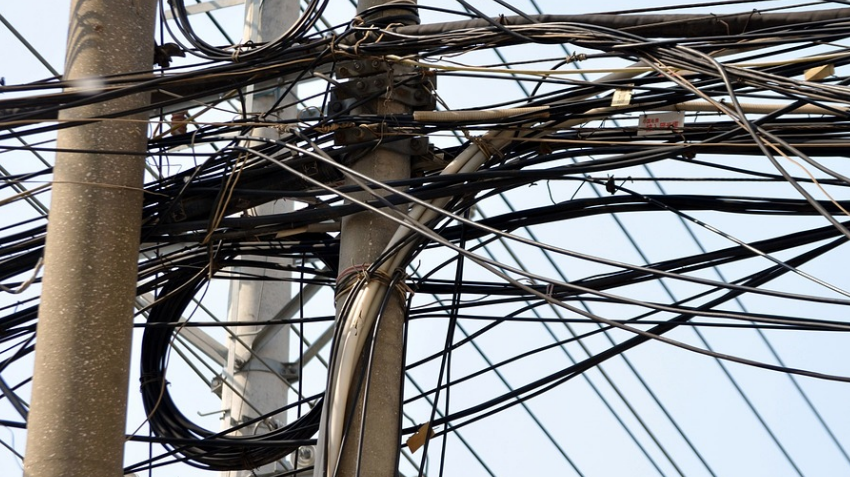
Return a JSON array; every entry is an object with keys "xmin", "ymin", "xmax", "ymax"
[
  {"xmin": 335, "ymin": 264, "xmax": 371, "ymax": 298},
  {"xmin": 471, "ymin": 136, "xmax": 503, "ymax": 160}
]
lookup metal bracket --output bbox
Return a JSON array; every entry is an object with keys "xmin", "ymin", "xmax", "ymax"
[
  {"xmin": 234, "ymin": 358, "xmax": 300, "ymax": 383},
  {"xmin": 337, "ymin": 59, "xmax": 390, "ymax": 78},
  {"xmin": 280, "ymin": 362, "xmax": 300, "ymax": 382},
  {"xmin": 330, "ymin": 60, "xmax": 435, "ymax": 162},
  {"xmin": 331, "ymin": 60, "xmax": 436, "ymax": 113},
  {"xmin": 331, "ymin": 79, "xmax": 435, "ymax": 110},
  {"xmin": 337, "ymin": 58, "xmax": 424, "ymax": 79},
  {"xmin": 210, "ymin": 375, "xmax": 224, "ymax": 397}
]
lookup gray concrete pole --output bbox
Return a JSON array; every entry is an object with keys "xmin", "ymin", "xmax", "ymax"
[
  {"xmin": 22, "ymin": 1, "xmax": 157, "ymax": 477},
  {"xmin": 333, "ymin": 1, "xmax": 418, "ymax": 475},
  {"xmin": 219, "ymin": 2, "xmax": 300, "ymax": 476}
]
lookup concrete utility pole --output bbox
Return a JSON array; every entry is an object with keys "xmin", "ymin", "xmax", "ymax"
[
  {"xmin": 219, "ymin": 1, "xmax": 300, "ymax": 476},
  {"xmin": 23, "ymin": 1, "xmax": 157, "ymax": 477},
  {"xmin": 331, "ymin": 1, "xmax": 420, "ymax": 475}
]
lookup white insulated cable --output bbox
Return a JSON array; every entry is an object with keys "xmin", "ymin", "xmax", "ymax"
[{"xmin": 316, "ymin": 59, "xmax": 658, "ymax": 477}]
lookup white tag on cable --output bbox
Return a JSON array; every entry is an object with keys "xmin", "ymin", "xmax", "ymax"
[
  {"xmin": 637, "ymin": 111, "xmax": 685, "ymax": 136},
  {"xmin": 611, "ymin": 86, "xmax": 633, "ymax": 107}
]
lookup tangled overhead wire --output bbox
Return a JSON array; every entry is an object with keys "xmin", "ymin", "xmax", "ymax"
[
  {"xmin": 164, "ymin": 0, "xmax": 331, "ymax": 62},
  {"xmin": 4, "ymin": 1, "xmax": 850, "ymax": 475}
]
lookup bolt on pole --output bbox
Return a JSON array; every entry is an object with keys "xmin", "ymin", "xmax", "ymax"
[{"xmin": 23, "ymin": 1, "xmax": 157, "ymax": 476}]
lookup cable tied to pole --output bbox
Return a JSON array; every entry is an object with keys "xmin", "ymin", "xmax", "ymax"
[{"xmin": 335, "ymin": 264, "xmax": 410, "ymax": 303}]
